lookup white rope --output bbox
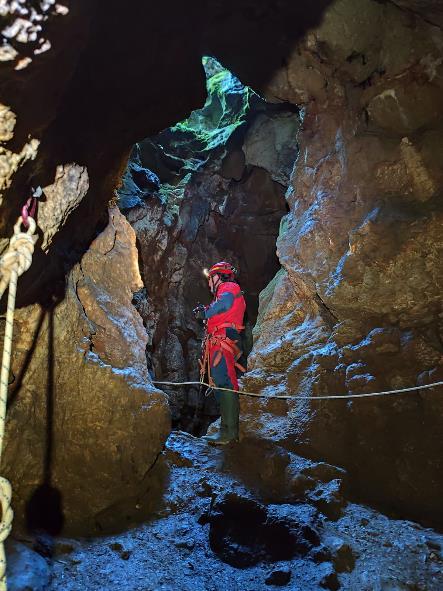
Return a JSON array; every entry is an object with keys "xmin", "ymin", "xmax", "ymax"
[
  {"xmin": 153, "ymin": 379, "xmax": 443, "ymax": 400},
  {"xmin": 0, "ymin": 216, "xmax": 36, "ymax": 591}
]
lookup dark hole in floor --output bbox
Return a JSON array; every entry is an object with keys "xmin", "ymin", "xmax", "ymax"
[{"xmin": 204, "ymin": 494, "xmax": 320, "ymax": 568}]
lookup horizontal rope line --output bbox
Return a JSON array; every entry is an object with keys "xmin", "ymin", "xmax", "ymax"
[{"xmin": 152, "ymin": 380, "xmax": 443, "ymax": 400}]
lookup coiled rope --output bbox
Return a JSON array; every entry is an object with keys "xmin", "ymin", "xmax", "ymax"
[
  {"xmin": 0, "ymin": 215, "xmax": 37, "ymax": 591},
  {"xmin": 153, "ymin": 379, "xmax": 443, "ymax": 400}
]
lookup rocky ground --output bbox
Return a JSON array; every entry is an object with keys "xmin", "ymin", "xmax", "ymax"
[{"xmin": 8, "ymin": 432, "xmax": 443, "ymax": 591}]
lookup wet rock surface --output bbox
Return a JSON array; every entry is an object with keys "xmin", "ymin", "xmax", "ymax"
[
  {"xmin": 7, "ymin": 540, "xmax": 50, "ymax": 591},
  {"xmin": 13, "ymin": 432, "xmax": 443, "ymax": 591}
]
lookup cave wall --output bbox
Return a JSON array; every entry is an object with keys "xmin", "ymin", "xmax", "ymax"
[
  {"xmin": 241, "ymin": 0, "xmax": 443, "ymax": 527},
  {"xmin": 115, "ymin": 60, "xmax": 300, "ymax": 434},
  {"xmin": 1, "ymin": 0, "xmax": 442, "ymax": 532},
  {"xmin": 0, "ymin": 0, "xmax": 333, "ymax": 277}
]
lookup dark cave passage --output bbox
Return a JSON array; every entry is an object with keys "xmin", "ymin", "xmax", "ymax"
[{"xmin": 118, "ymin": 57, "xmax": 299, "ymax": 435}]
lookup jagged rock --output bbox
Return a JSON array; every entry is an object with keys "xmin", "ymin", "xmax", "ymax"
[
  {"xmin": 43, "ymin": 431, "xmax": 443, "ymax": 590},
  {"xmin": 160, "ymin": 56, "xmax": 251, "ymax": 161},
  {"xmin": 324, "ymin": 536, "xmax": 356, "ymax": 574},
  {"xmin": 306, "ymin": 480, "xmax": 347, "ymax": 521},
  {"xmin": 243, "ymin": 111, "xmax": 299, "ymax": 185},
  {"xmin": 117, "ymin": 145, "xmax": 161, "ymax": 210},
  {"xmin": 123, "ymin": 98, "xmax": 290, "ymax": 432},
  {"xmin": 38, "ymin": 164, "xmax": 89, "ymax": 251},
  {"xmin": 320, "ymin": 570, "xmax": 340, "ymax": 591},
  {"xmin": 0, "ymin": 0, "xmax": 442, "ymax": 557},
  {"xmin": 3, "ymin": 209, "xmax": 170, "ymax": 533},
  {"xmin": 207, "ymin": 493, "xmax": 320, "ymax": 568},
  {"xmin": 302, "ymin": 463, "xmax": 347, "ymax": 485}
]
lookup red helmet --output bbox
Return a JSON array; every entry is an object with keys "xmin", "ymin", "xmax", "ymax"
[{"xmin": 205, "ymin": 261, "xmax": 237, "ymax": 278}]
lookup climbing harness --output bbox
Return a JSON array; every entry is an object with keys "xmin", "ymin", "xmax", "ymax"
[
  {"xmin": 199, "ymin": 322, "xmax": 246, "ymax": 388},
  {"xmin": 0, "ymin": 211, "xmax": 38, "ymax": 591},
  {"xmin": 197, "ymin": 275, "xmax": 246, "ymax": 391},
  {"xmin": 153, "ymin": 379, "xmax": 443, "ymax": 400}
]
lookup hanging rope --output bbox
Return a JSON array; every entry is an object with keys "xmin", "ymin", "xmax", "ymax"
[
  {"xmin": 0, "ymin": 215, "xmax": 37, "ymax": 591},
  {"xmin": 153, "ymin": 379, "xmax": 443, "ymax": 400}
]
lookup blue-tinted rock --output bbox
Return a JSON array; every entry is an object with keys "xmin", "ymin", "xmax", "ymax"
[{"xmin": 7, "ymin": 541, "xmax": 50, "ymax": 591}]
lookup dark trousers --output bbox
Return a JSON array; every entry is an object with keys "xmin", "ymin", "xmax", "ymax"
[{"xmin": 210, "ymin": 350, "xmax": 239, "ymax": 438}]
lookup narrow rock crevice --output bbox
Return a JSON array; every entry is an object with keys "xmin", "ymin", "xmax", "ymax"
[{"xmin": 120, "ymin": 57, "xmax": 299, "ymax": 434}]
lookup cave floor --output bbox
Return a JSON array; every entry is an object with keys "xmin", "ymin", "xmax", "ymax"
[{"xmin": 11, "ymin": 433, "xmax": 443, "ymax": 591}]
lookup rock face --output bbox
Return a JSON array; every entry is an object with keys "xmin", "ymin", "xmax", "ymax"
[
  {"xmin": 0, "ymin": 0, "xmax": 332, "ymax": 299},
  {"xmin": 241, "ymin": 0, "xmax": 443, "ymax": 527},
  {"xmin": 3, "ymin": 209, "xmax": 170, "ymax": 534},
  {"xmin": 6, "ymin": 540, "xmax": 50, "ymax": 591}
]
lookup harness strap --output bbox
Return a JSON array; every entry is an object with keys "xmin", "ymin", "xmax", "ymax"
[
  {"xmin": 199, "ymin": 325, "xmax": 246, "ymax": 387},
  {"xmin": 211, "ymin": 321, "xmax": 245, "ymax": 332}
]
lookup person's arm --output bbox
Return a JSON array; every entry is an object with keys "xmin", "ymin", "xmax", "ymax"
[{"xmin": 204, "ymin": 292, "xmax": 234, "ymax": 319}]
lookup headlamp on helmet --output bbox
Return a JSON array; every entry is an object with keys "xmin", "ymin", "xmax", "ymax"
[{"xmin": 206, "ymin": 261, "xmax": 237, "ymax": 278}]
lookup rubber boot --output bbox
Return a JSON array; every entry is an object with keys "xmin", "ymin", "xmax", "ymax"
[
  {"xmin": 203, "ymin": 351, "xmax": 239, "ymax": 445},
  {"xmin": 204, "ymin": 391, "xmax": 239, "ymax": 446}
]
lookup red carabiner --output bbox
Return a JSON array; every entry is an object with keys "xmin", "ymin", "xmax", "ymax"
[{"xmin": 21, "ymin": 196, "xmax": 37, "ymax": 229}]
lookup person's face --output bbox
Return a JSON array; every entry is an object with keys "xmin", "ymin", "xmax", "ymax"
[{"xmin": 208, "ymin": 273, "xmax": 220, "ymax": 294}]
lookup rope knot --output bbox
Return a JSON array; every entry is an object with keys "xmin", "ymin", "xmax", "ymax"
[
  {"xmin": 0, "ymin": 213, "xmax": 36, "ymax": 588},
  {"xmin": 0, "ymin": 477, "xmax": 12, "ymax": 543},
  {"xmin": 0, "ymin": 217, "xmax": 37, "ymax": 297}
]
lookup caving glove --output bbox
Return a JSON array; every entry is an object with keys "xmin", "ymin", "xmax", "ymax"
[{"xmin": 193, "ymin": 303, "xmax": 206, "ymax": 320}]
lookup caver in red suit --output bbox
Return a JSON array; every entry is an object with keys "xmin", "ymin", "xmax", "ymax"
[{"xmin": 194, "ymin": 261, "xmax": 246, "ymax": 445}]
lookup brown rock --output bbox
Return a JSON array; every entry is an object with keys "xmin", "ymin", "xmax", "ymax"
[
  {"xmin": 39, "ymin": 164, "xmax": 89, "ymax": 251},
  {"xmin": 3, "ymin": 209, "xmax": 170, "ymax": 534},
  {"xmin": 243, "ymin": 112, "xmax": 299, "ymax": 185},
  {"xmin": 243, "ymin": 0, "xmax": 443, "ymax": 528}
]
